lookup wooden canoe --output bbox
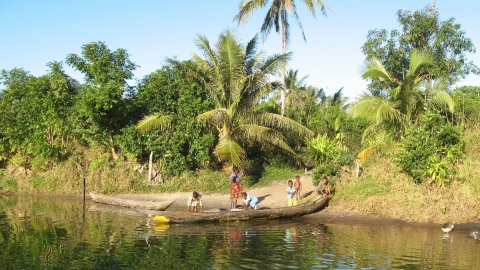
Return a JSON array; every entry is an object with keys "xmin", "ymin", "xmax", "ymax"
[
  {"xmin": 89, "ymin": 191, "xmax": 175, "ymax": 211},
  {"xmin": 145, "ymin": 197, "xmax": 329, "ymax": 224}
]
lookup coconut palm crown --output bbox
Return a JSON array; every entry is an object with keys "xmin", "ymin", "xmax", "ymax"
[
  {"xmin": 351, "ymin": 49, "xmax": 455, "ymax": 141},
  {"xmin": 137, "ymin": 30, "xmax": 313, "ymax": 167},
  {"xmin": 234, "ymin": 0, "xmax": 329, "ymax": 116}
]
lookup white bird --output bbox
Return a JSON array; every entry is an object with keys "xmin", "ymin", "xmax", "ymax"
[
  {"xmin": 470, "ymin": 231, "xmax": 479, "ymax": 240},
  {"xmin": 441, "ymin": 223, "xmax": 454, "ymax": 233}
]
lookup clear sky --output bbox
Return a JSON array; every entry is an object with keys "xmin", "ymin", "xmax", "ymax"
[{"xmin": 1, "ymin": 0, "xmax": 478, "ymax": 100}]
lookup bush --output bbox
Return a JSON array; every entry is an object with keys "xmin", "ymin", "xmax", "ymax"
[
  {"xmin": 1, "ymin": 178, "xmax": 18, "ymax": 191},
  {"xmin": 307, "ymin": 134, "xmax": 356, "ymax": 179},
  {"xmin": 395, "ymin": 110, "xmax": 464, "ymax": 186},
  {"xmin": 313, "ymin": 163, "xmax": 339, "ymax": 183}
]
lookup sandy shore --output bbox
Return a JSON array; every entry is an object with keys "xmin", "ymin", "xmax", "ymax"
[
  {"xmin": 114, "ymin": 175, "xmax": 480, "ymax": 231},
  {"xmin": 118, "ymin": 175, "xmax": 318, "ymax": 210}
]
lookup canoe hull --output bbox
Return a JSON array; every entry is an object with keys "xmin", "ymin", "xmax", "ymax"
[
  {"xmin": 89, "ymin": 191, "xmax": 175, "ymax": 211},
  {"xmin": 147, "ymin": 197, "xmax": 329, "ymax": 224}
]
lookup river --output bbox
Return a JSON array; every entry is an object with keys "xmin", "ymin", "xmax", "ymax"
[{"xmin": 0, "ymin": 195, "xmax": 479, "ymax": 269}]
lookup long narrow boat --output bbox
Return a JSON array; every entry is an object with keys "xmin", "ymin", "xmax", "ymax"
[
  {"xmin": 146, "ymin": 197, "xmax": 329, "ymax": 224},
  {"xmin": 89, "ymin": 191, "xmax": 176, "ymax": 211}
]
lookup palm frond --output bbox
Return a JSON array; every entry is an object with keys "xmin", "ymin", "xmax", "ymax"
[
  {"xmin": 234, "ymin": 0, "xmax": 266, "ymax": 25},
  {"xmin": 218, "ymin": 30, "xmax": 246, "ymax": 105},
  {"xmin": 285, "ymin": 69, "xmax": 308, "ymax": 91},
  {"xmin": 196, "ymin": 108, "xmax": 231, "ymax": 128},
  {"xmin": 236, "ymin": 124, "xmax": 300, "ymax": 161},
  {"xmin": 306, "ymin": 0, "xmax": 328, "ymax": 16},
  {"xmin": 358, "ymin": 129, "xmax": 395, "ymax": 162},
  {"xmin": 249, "ymin": 112, "xmax": 314, "ymax": 138},
  {"xmin": 350, "ymin": 96, "xmax": 404, "ymax": 125},
  {"xmin": 195, "ymin": 34, "xmax": 219, "ymax": 67},
  {"xmin": 357, "ymin": 145, "xmax": 377, "ymax": 164},
  {"xmin": 408, "ymin": 49, "xmax": 431, "ymax": 76},
  {"xmin": 260, "ymin": 52, "xmax": 291, "ymax": 75},
  {"xmin": 214, "ymin": 135, "xmax": 246, "ymax": 168},
  {"xmin": 260, "ymin": 1, "xmax": 281, "ymax": 42},
  {"xmin": 166, "ymin": 57, "xmax": 208, "ymax": 91},
  {"xmin": 242, "ymin": 79, "xmax": 280, "ymax": 110},
  {"xmin": 136, "ymin": 114, "xmax": 174, "ymax": 132},
  {"xmin": 290, "ymin": 3, "xmax": 307, "ymax": 41},
  {"xmin": 245, "ymin": 34, "xmax": 259, "ymax": 64},
  {"xmin": 431, "ymin": 89, "xmax": 455, "ymax": 113},
  {"xmin": 423, "ymin": 80, "xmax": 455, "ymax": 113},
  {"xmin": 362, "ymin": 57, "xmax": 394, "ymax": 82}
]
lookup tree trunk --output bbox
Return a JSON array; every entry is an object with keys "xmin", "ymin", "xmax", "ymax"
[
  {"xmin": 280, "ymin": 8, "xmax": 287, "ymax": 116},
  {"xmin": 109, "ymin": 136, "xmax": 118, "ymax": 160},
  {"xmin": 148, "ymin": 151, "xmax": 153, "ymax": 184}
]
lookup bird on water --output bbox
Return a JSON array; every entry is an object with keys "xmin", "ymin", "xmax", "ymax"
[{"xmin": 441, "ymin": 223, "xmax": 454, "ymax": 233}]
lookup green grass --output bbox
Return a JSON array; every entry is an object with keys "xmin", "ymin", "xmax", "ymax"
[
  {"xmin": 255, "ymin": 166, "xmax": 302, "ymax": 187},
  {"xmin": 338, "ymin": 175, "xmax": 391, "ymax": 201}
]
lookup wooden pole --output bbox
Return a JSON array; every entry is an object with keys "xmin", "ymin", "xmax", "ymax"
[{"xmin": 82, "ymin": 177, "xmax": 86, "ymax": 220}]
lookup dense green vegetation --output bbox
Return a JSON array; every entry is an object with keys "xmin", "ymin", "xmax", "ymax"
[{"xmin": 0, "ymin": 4, "xmax": 479, "ymax": 221}]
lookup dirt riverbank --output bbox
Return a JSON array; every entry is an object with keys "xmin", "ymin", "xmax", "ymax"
[{"xmin": 114, "ymin": 175, "xmax": 479, "ymax": 231}]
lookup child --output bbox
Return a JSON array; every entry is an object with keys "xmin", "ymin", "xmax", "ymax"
[
  {"xmin": 187, "ymin": 191, "xmax": 203, "ymax": 213},
  {"xmin": 294, "ymin": 175, "xmax": 302, "ymax": 200},
  {"xmin": 286, "ymin": 180, "xmax": 297, "ymax": 206},
  {"xmin": 316, "ymin": 176, "xmax": 332, "ymax": 198},
  {"xmin": 241, "ymin": 192, "xmax": 258, "ymax": 210}
]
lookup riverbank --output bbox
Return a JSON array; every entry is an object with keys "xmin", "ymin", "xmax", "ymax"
[
  {"xmin": 2, "ymin": 155, "xmax": 479, "ymax": 225},
  {"xmin": 115, "ymin": 174, "xmax": 480, "ymax": 228}
]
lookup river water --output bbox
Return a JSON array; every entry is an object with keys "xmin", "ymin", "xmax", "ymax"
[{"xmin": 0, "ymin": 195, "xmax": 479, "ymax": 269}]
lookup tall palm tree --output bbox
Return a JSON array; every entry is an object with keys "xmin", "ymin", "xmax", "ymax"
[
  {"xmin": 137, "ymin": 30, "xmax": 313, "ymax": 167},
  {"xmin": 235, "ymin": 0, "xmax": 329, "ymax": 116},
  {"xmin": 351, "ymin": 49, "xmax": 454, "ymax": 147}
]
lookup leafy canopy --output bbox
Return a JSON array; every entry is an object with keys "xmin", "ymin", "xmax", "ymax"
[
  {"xmin": 66, "ymin": 42, "xmax": 138, "ymax": 149},
  {"xmin": 138, "ymin": 30, "xmax": 313, "ymax": 167},
  {"xmin": 361, "ymin": 5, "xmax": 476, "ymax": 90},
  {"xmin": 351, "ymin": 49, "xmax": 455, "ymax": 140}
]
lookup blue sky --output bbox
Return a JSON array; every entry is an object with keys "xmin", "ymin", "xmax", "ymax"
[{"xmin": 1, "ymin": 0, "xmax": 478, "ymax": 100}]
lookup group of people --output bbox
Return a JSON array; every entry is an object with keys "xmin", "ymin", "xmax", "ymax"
[
  {"xmin": 187, "ymin": 167, "xmax": 332, "ymax": 212},
  {"xmin": 286, "ymin": 175, "xmax": 332, "ymax": 206},
  {"xmin": 230, "ymin": 167, "xmax": 258, "ymax": 210},
  {"xmin": 187, "ymin": 167, "xmax": 258, "ymax": 213}
]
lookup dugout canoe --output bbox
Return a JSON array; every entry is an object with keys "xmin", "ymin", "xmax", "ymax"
[
  {"xmin": 89, "ymin": 191, "xmax": 175, "ymax": 211},
  {"xmin": 146, "ymin": 197, "xmax": 329, "ymax": 224}
]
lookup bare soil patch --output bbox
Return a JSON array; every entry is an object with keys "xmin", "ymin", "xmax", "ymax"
[{"xmin": 118, "ymin": 175, "xmax": 317, "ymax": 210}]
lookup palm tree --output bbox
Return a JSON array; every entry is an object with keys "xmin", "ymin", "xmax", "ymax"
[
  {"xmin": 235, "ymin": 0, "xmax": 329, "ymax": 116},
  {"xmin": 329, "ymin": 87, "xmax": 349, "ymax": 109},
  {"xmin": 271, "ymin": 69, "xmax": 309, "ymax": 110},
  {"xmin": 137, "ymin": 30, "xmax": 313, "ymax": 167},
  {"xmin": 284, "ymin": 69, "xmax": 308, "ymax": 108},
  {"xmin": 351, "ymin": 49, "xmax": 455, "ymax": 159}
]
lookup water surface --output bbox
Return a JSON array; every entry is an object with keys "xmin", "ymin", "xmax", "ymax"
[{"xmin": 0, "ymin": 195, "xmax": 478, "ymax": 269}]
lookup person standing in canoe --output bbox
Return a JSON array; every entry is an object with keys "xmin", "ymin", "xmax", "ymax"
[{"xmin": 229, "ymin": 167, "xmax": 243, "ymax": 211}]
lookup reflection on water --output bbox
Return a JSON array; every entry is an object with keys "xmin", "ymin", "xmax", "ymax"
[{"xmin": 0, "ymin": 195, "xmax": 479, "ymax": 269}]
